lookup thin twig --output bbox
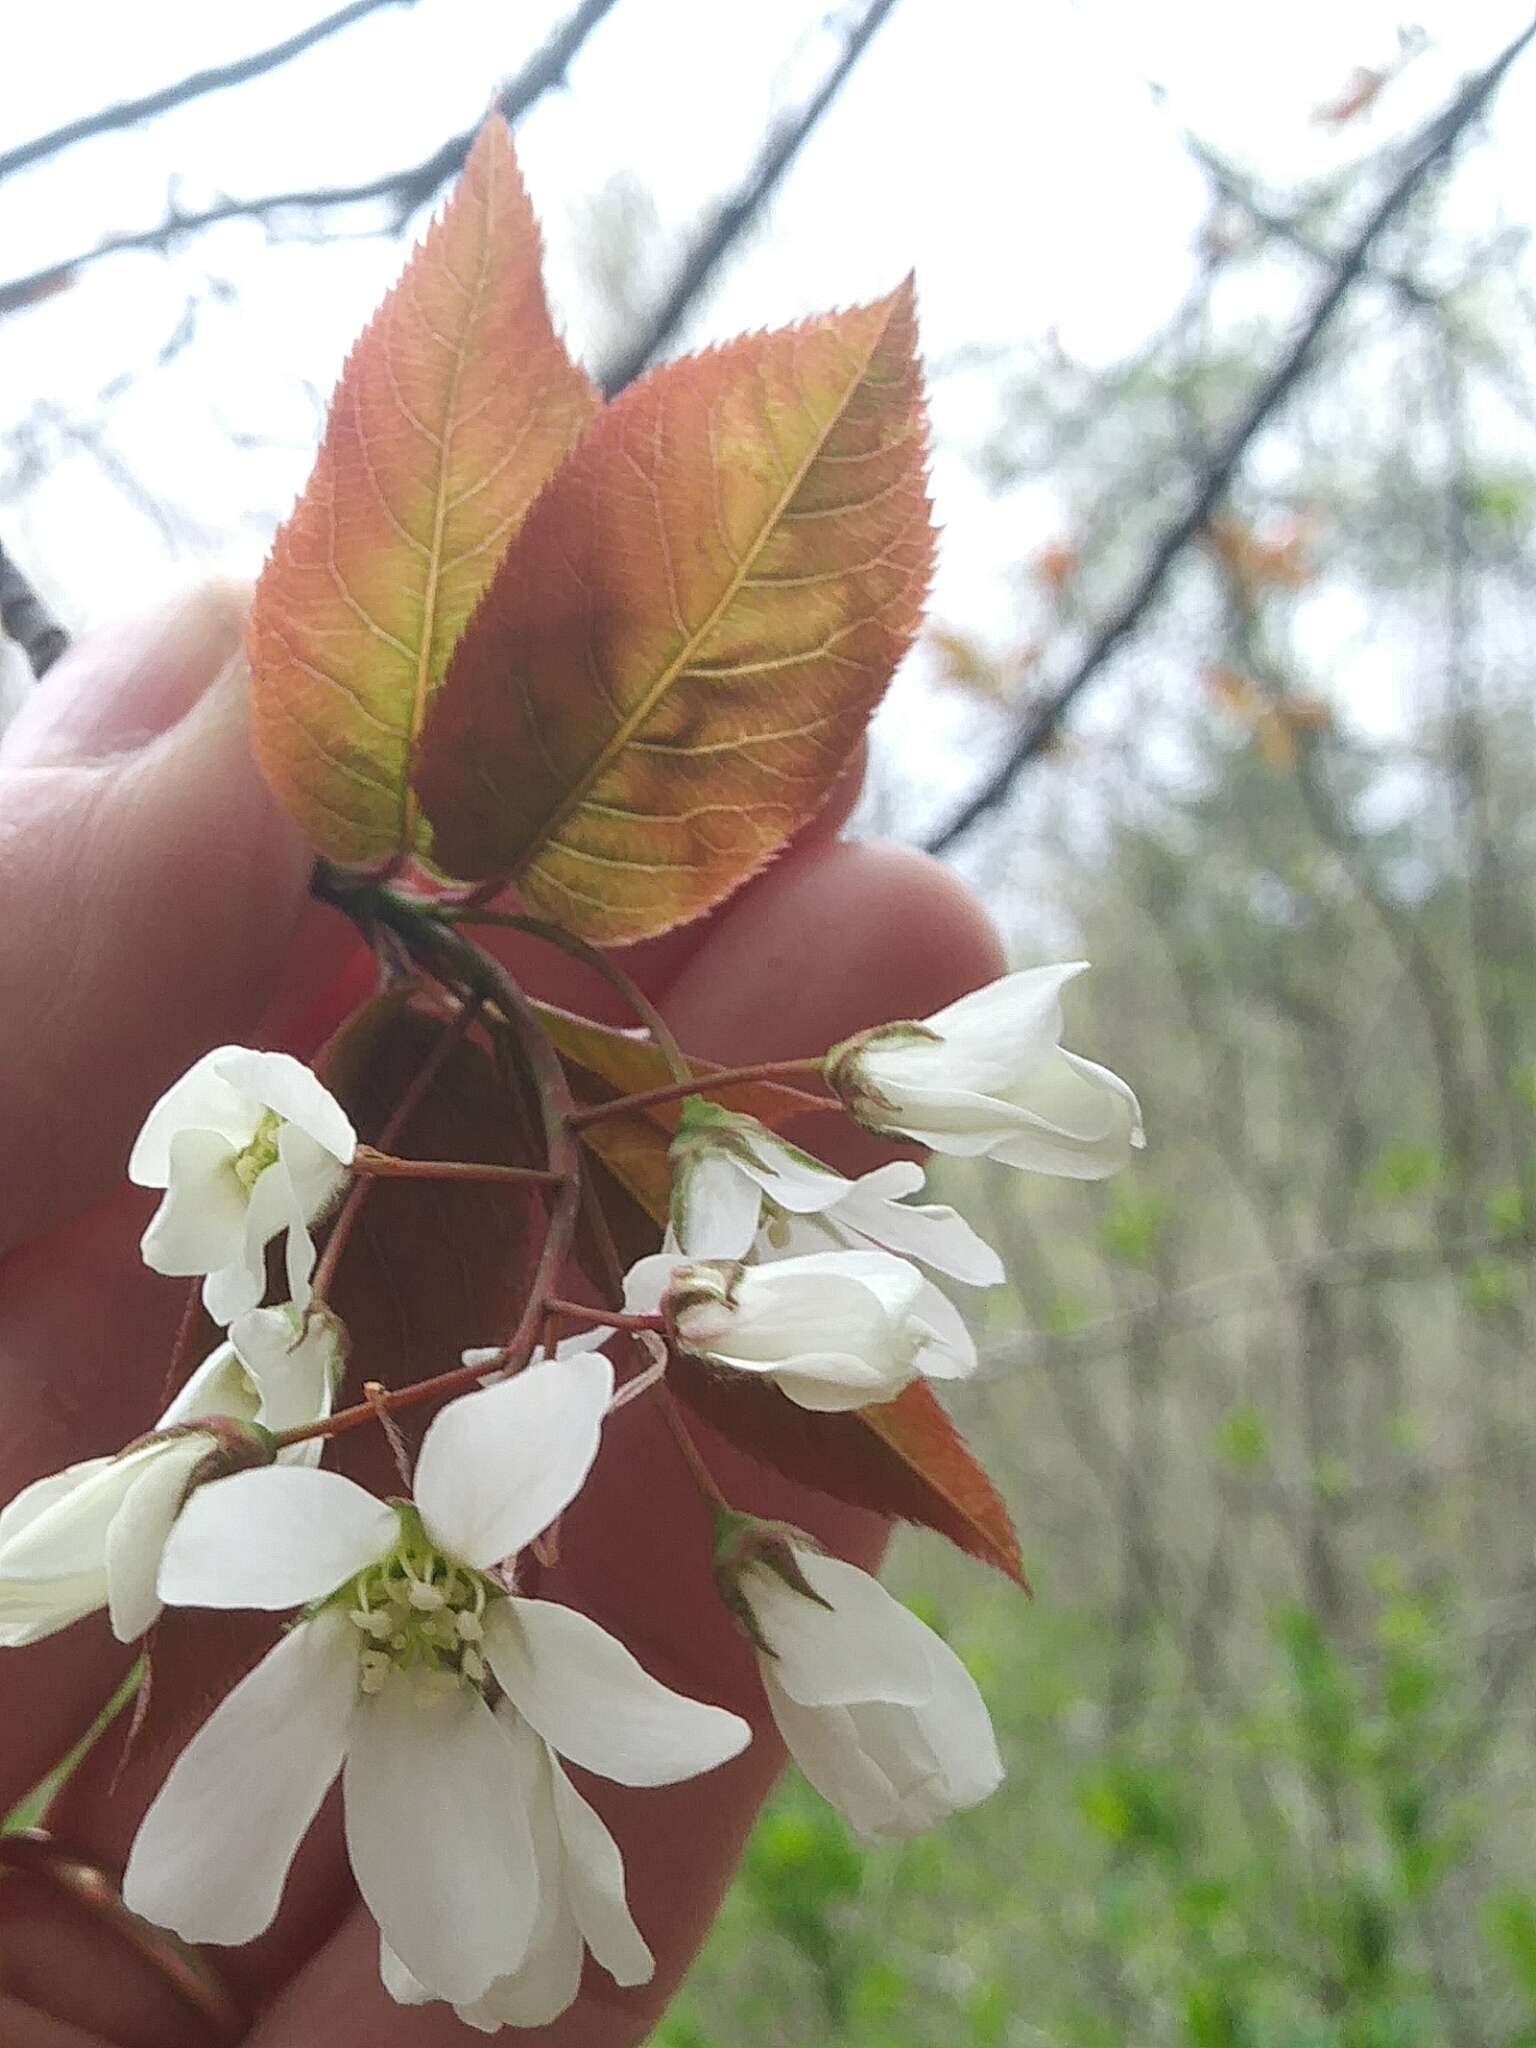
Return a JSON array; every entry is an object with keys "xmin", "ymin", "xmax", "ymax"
[
  {"xmin": 598, "ymin": 0, "xmax": 903, "ymax": 395},
  {"xmin": 0, "ymin": 0, "xmax": 418, "ymax": 186},
  {"xmin": 924, "ymin": 16, "xmax": 1536, "ymax": 854},
  {"xmin": 0, "ymin": 539, "xmax": 69, "ymax": 678},
  {"xmin": 0, "ymin": 0, "xmax": 623, "ymax": 316},
  {"xmin": 565, "ymin": 1057, "xmax": 825, "ymax": 1129}
]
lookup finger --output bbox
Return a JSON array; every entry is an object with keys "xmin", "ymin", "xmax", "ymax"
[
  {"xmin": 0, "ymin": 589, "xmax": 313, "ymax": 1253},
  {"xmin": 253, "ymin": 839, "xmax": 1004, "ymax": 2045}
]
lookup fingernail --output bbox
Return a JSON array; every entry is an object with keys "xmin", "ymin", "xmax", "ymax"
[{"xmin": 0, "ymin": 580, "xmax": 249, "ymax": 767}]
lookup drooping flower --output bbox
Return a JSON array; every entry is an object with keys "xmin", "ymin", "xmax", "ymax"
[
  {"xmin": 129, "ymin": 1046, "xmax": 357, "ymax": 1324},
  {"xmin": 122, "ymin": 1358, "xmax": 749, "ymax": 2017},
  {"xmin": 727, "ymin": 1531, "xmax": 1002, "ymax": 1840},
  {"xmin": 825, "ymin": 964, "xmax": 1143, "ymax": 1178},
  {"xmin": 0, "ymin": 1305, "xmax": 339, "ymax": 1648},
  {"xmin": 624, "ymin": 1247, "xmax": 973, "ymax": 1411}
]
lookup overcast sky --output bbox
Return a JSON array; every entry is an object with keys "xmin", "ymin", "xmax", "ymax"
[{"xmin": 3, "ymin": 0, "xmax": 1533, "ymax": 820}]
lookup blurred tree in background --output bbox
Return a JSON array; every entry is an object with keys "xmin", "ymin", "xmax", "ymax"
[{"xmin": 5, "ymin": 5, "xmax": 1536, "ymax": 2041}]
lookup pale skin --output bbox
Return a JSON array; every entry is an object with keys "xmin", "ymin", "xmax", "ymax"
[{"xmin": 0, "ymin": 587, "xmax": 1005, "ymax": 2047}]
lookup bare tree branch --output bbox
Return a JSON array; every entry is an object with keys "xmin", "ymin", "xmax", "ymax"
[
  {"xmin": 924, "ymin": 15, "xmax": 1536, "ymax": 856},
  {"xmin": 0, "ymin": 0, "xmax": 623, "ymax": 318},
  {"xmin": 0, "ymin": 542, "xmax": 68, "ymax": 679},
  {"xmin": 598, "ymin": 0, "xmax": 902, "ymax": 396},
  {"xmin": 0, "ymin": 0, "xmax": 420, "ymax": 187}
]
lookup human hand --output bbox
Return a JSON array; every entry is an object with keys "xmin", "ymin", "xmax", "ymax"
[{"xmin": 0, "ymin": 586, "xmax": 1004, "ymax": 2046}]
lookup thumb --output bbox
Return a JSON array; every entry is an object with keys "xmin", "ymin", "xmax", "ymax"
[{"xmin": 0, "ymin": 586, "xmax": 312, "ymax": 1253}]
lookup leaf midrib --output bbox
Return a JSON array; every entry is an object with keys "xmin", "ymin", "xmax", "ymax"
[
  {"xmin": 511, "ymin": 299, "xmax": 898, "ymax": 875},
  {"xmin": 398, "ymin": 158, "xmax": 497, "ymax": 855}
]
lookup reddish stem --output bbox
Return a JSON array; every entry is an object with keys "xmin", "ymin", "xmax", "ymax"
[
  {"xmin": 565, "ymin": 1057, "xmax": 825, "ymax": 1129},
  {"xmin": 354, "ymin": 1144, "xmax": 564, "ymax": 1188}
]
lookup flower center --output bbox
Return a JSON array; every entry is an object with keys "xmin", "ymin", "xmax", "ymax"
[
  {"xmin": 345, "ymin": 1526, "xmax": 493, "ymax": 1697},
  {"xmin": 233, "ymin": 1110, "xmax": 283, "ymax": 1192}
]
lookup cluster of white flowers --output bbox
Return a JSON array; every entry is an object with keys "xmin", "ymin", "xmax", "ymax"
[{"xmin": 0, "ymin": 966, "xmax": 1140, "ymax": 2029}]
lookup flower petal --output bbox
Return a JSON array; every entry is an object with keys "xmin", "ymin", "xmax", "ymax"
[
  {"xmin": 415, "ymin": 1354, "xmax": 614, "ymax": 1569},
  {"xmin": 908, "ymin": 1280, "xmax": 977, "ymax": 1379},
  {"xmin": 159, "ymin": 1467, "xmax": 397, "ymax": 1610},
  {"xmin": 916, "ymin": 963, "xmax": 1084, "ymax": 1086},
  {"xmin": 548, "ymin": 1753, "xmax": 654, "ymax": 1986},
  {"xmin": 105, "ymin": 1438, "xmax": 210, "ymax": 1642},
  {"xmin": 748, "ymin": 1550, "xmax": 939, "ymax": 1708},
  {"xmin": 674, "ymin": 1151, "xmax": 763, "ymax": 1260},
  {"xmin": 0, "ymin": 1450, "xmax": 156, "ymax": 1581},
  {"xmin": 459, "ymin": 1906, "xmax": 583, "ymax": 2032},
  {"xmin": 621, "ymin": 1252, "xmax": 684, "ymax": 1315},
  {"xmin": 987, "ymin": 1048, "xmax": 1144, "ymax": 1176},
  {"xmin": 128, "ymin": 1049, "xmax": 259, "ymax": 1185},
  {"xmin": 736, "ymin": 1133, "xmax": 850, "ymax": 1214},
  {"xmin": 344, "ymin": 1676, "xmax": 537, "ymax": 2003},
  {"xmin": 230, "ymin": 1306, "xmax": 338, "ymax": 1462},
  {"xmin": 379, "ymin": 1941, "xmax": 431, "ymax": 2008},
  {"xmin": 139, "ymin": 1129, "xmax": 247, "ymax": 1278},
  {"xmin": 202, "ymin": 1255, "xmax": 267, "ymax": 1329},
  {"xmin": 211, "ymin": 1047, "xmax": 357, "ymax": 1163},
  {"xmin": 485, "ymin": 1598, "xmax": 749, "ymax": 1787},
  {"xmin": 155, "ymin": 1340, "xmax": 260, "ymax": 1431},
  {"xmin": 0, "ymin": 1460, "xmax": 112, "ymax": 1548},
  {"xmin": 829, "ymin": 1168, "xmax": 1004, "ymax": 1286},
  {"xmin": 768, "ymin": 1357, "xmax": 917, "ymax": 1412},
  {"xmin": 123, "ymin": 1608, "xmax": 356, "ymax": 1941},
  {"xmin": 0, "ymin": 1573, "xmax": 108, "ymax": 1646}
]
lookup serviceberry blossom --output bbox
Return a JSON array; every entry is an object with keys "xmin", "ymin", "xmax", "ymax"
[
  {"xmin": 130, "ymin": 1045, "xmax": 357, "ymax": 1324},
  {"xmin": 669, "ymin": 1103, "xmax": 1005, "ymax": 1298},
  {"xmin": 625, "ymin": 1247, "xmax": 974, "ymax": 1411},
  {"xmin": 0, "ymin": 1306, "xmax": 338, "ymax": 1648},
  {"xmin": 728, "ymin": 1533, "xmax": 1002, "ymax": 1840},
  {"xmin": 825, "ymin": 964, "xmax": 1143, "ymax": 1178},
  {"xmin": 122, "ymin": 1358, "xmax": 750, "ymax": 2016}
]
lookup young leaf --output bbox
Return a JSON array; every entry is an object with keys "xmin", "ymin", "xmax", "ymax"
[
  {"xmin": 416, "ymin": 280, "xmax": 932, "ymax": 937},
  {"xmin": 248, "ymin": 117, "xmax": 597, "ymax": 869},
  {"xmin": 672, "ymin": 1362, "xmax": 1026, "ymax": 1587}
]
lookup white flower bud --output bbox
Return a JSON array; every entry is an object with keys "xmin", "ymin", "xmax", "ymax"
[
  {"xmin": 627, "ymin": 1247, "xmax": 969, "ymax": 1411},
  {"xmin": 825, "ymin": 964, "xmax": 1143, "ymax": 1179}
]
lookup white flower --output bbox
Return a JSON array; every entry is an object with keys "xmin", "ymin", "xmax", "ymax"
[
  {"xmin": 825, "ymin": 964, "xmax": 1143, "ymax": 1178},
  {"xmin": 668, "ymin": 1102, "xmax": 849, "ymax": 1260},
  {"xmin": 129, "ymin": 1045, "xmax": 357, "ymax": 1324},
  {"xmin": 0, "ymin": 1306, "xmax": 338, "ymax": 1648},
  {"xmin": 739, "ymin": 1541, "xmax": 1002, "ymax": 1841},
  {"xmin": 625, "ymin": 1247, "xmax": 972, "ymax": 1411},
  {"xmin": 122, "ymin": 1358, "xmax": 750, "ymax": 2015}
]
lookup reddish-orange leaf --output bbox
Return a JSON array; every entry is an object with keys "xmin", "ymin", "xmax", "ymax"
[
  {"xmin": 249, "ymin": 117, "xmax": 598, "ymax": 869},
  {"xmin": 673, "ymin": 1362, "xmax": 1027, "ymax": 1587},
  {"xmin": 416, "ymin": 281, "xmax": 933, "ymax": 938}
]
